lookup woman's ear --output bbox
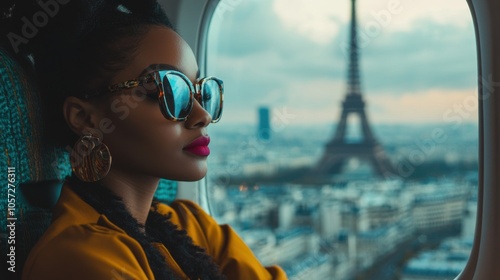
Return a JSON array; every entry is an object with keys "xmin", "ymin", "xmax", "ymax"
[{"xmin": 63, "ymin": 96, "xmax": 102, "ymax": 136}]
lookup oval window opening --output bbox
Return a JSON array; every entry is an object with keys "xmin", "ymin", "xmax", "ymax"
[{"xmin": 206, "ymin": 0, "xmax": 478, "ymax": 279}]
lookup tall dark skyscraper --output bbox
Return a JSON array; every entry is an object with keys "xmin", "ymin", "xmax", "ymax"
[{"xmin": 258, "ymin": 106, "xmax": 271, "ymax": 141}]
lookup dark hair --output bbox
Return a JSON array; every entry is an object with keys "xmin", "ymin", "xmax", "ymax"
[
  {"xmin": 1, "ymin": 1, "xmax": 225, "ymax": 278},
  {"xmin": 1, "ymin": 0, "xmax": 173, "ymax": 147}
]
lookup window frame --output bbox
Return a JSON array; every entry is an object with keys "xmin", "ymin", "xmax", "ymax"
[
  {"xmin": 456, "ymin": 0, "xmax": 500, "ymax": 279},
  {"xmin": 162, "ymin": 0, "xmax": 493, "ymax": 279},
  {"xmin": 158, "ymin": 0, "xmax": 219, "ymax": 211}
]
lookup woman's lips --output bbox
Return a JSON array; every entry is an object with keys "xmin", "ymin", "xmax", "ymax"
[{"xmin": 183, "ymin": 136, "xmax": 210, "ymax": 156}]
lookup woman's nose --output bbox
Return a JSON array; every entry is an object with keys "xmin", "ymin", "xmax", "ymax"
[{"xmin": 184, "ymin": 97, "xmax": 212, "ymax": 128}]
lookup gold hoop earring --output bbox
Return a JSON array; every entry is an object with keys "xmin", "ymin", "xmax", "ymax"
[{"xmin": 70, "ymin": 133, "xmax": 112, "ymax": 182}]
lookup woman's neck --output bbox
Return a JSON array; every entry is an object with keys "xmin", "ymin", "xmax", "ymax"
[{"xmin": 99, "ymin": 169, "xmax": 160, "ymax": 226}]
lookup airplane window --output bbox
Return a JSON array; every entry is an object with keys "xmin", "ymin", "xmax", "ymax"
[{"xmin": 205, "ymin": 0, "xmax": 477, "ymax": 279}]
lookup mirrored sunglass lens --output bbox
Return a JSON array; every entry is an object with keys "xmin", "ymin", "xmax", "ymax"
[
  {"xmin": 201, "ymin": 80, "xmax": 221, "ymax": 120},
  {"xmin": 162, "ymin": 73, "xmax": 191, "ymax": 119}
]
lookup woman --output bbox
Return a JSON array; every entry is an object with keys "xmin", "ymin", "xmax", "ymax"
[{"xmin": 1, "ymin": 1, "xmax": 287, "ymax": 279}]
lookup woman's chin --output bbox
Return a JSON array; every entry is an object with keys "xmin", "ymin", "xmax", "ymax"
[{"xmin": 167, "ymin": 168, "xmax": 208, "ymax": 182}]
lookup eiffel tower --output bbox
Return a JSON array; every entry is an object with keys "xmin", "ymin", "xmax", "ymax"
[{"xmin": 313, "ymin": 0, "xmax": 394, "ymax": 179}]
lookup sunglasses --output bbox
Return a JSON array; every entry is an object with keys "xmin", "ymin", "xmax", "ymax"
[{"xmin": 102, "ymin": 69, "xmax": 224, "ymax": 123}]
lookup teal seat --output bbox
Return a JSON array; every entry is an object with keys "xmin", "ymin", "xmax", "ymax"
[
  {"xmin": 0, "ymin": 47, "xmax": 177, "ymax": 278},
  {"xmin": 0, "ymin": 46, "xmax": 67, "ymax": 278}
]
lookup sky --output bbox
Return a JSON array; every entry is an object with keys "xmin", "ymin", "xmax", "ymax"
[{"xmin": 207, "ymin": 0, "xmax": 477, "ymax": 127}]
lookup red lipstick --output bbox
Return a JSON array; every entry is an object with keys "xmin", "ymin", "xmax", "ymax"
[{"xmin": 183, "ymin": 136, "xmax": 210, "ymax": 156}]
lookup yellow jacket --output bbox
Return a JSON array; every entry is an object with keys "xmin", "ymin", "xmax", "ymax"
[{"xmin": 22, "ymin": 184, "xmax": 287, "ymax": 279}]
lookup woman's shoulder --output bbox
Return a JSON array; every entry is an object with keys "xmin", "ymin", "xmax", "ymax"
[
  {"xmin": 25, "ymin": 183, "xmax": 141, "ymax": 264},
  {"xmin": 153, "ymin": 200, "xmax": 289, "ymax": 280},
  {"xmin": 26, "ymin": 214, "xmax": 140, "ymax": 258},
  {"xmin": 22, "ymin": 184, "xmax": 153, "ymax": 279},
  {"xmin": 23, "ymin": 220, "xmax": 153, "ymax": 279},
  {"xmin": 22, "ymin": 214, "xmax": 152, "ymax": 279}
]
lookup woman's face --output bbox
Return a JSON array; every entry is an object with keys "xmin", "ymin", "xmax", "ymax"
[{"xmin": 96, "ymin": 25, "xmax": 212, "ymax": 181}]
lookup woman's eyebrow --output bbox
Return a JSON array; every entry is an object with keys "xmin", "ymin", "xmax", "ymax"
[
  {"xmin": 139, "ymin": 64, "xmax": 179, "ymax": 75},
  {"xmin": 139, "ymin": 64, "xmax": 200, "ymax": 79}
]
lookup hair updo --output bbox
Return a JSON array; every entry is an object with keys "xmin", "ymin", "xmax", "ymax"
[{"xmin": 1, "ymin": 0, "xmax": 173, "ymax": 147}]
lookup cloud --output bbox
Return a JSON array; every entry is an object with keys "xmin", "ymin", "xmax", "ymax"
[
  {"xmin": 270, "ymin": 0, "xmax": 473, "ymax": 46},
  {"xmin": 207, "ymin": 0, "xmax": 478, "ymax": 126},
  {"xmin": 208, "ymin": 0, "xmax": 297, "ymax": 57},
  {"xmin": 211, "ymin": 76, "xmax": 344, "ymax": 126},
  {"xmin": 272, "ymin": 0, "xmax": 345, "ymax": 45},
  {"xmin": 363, "ymin": 0, "xmax": 473, "ymax": 31},
  {"xmin": 366, "ymin": 88, "xmax": 479, "ymax": 124},
  {"xmin": 215, "ymin": 85, "xmax": 478, "ymax": 127},
  {"xmin": 359, "ymin": 20, "xmax": 477, "ymax": 93}
]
